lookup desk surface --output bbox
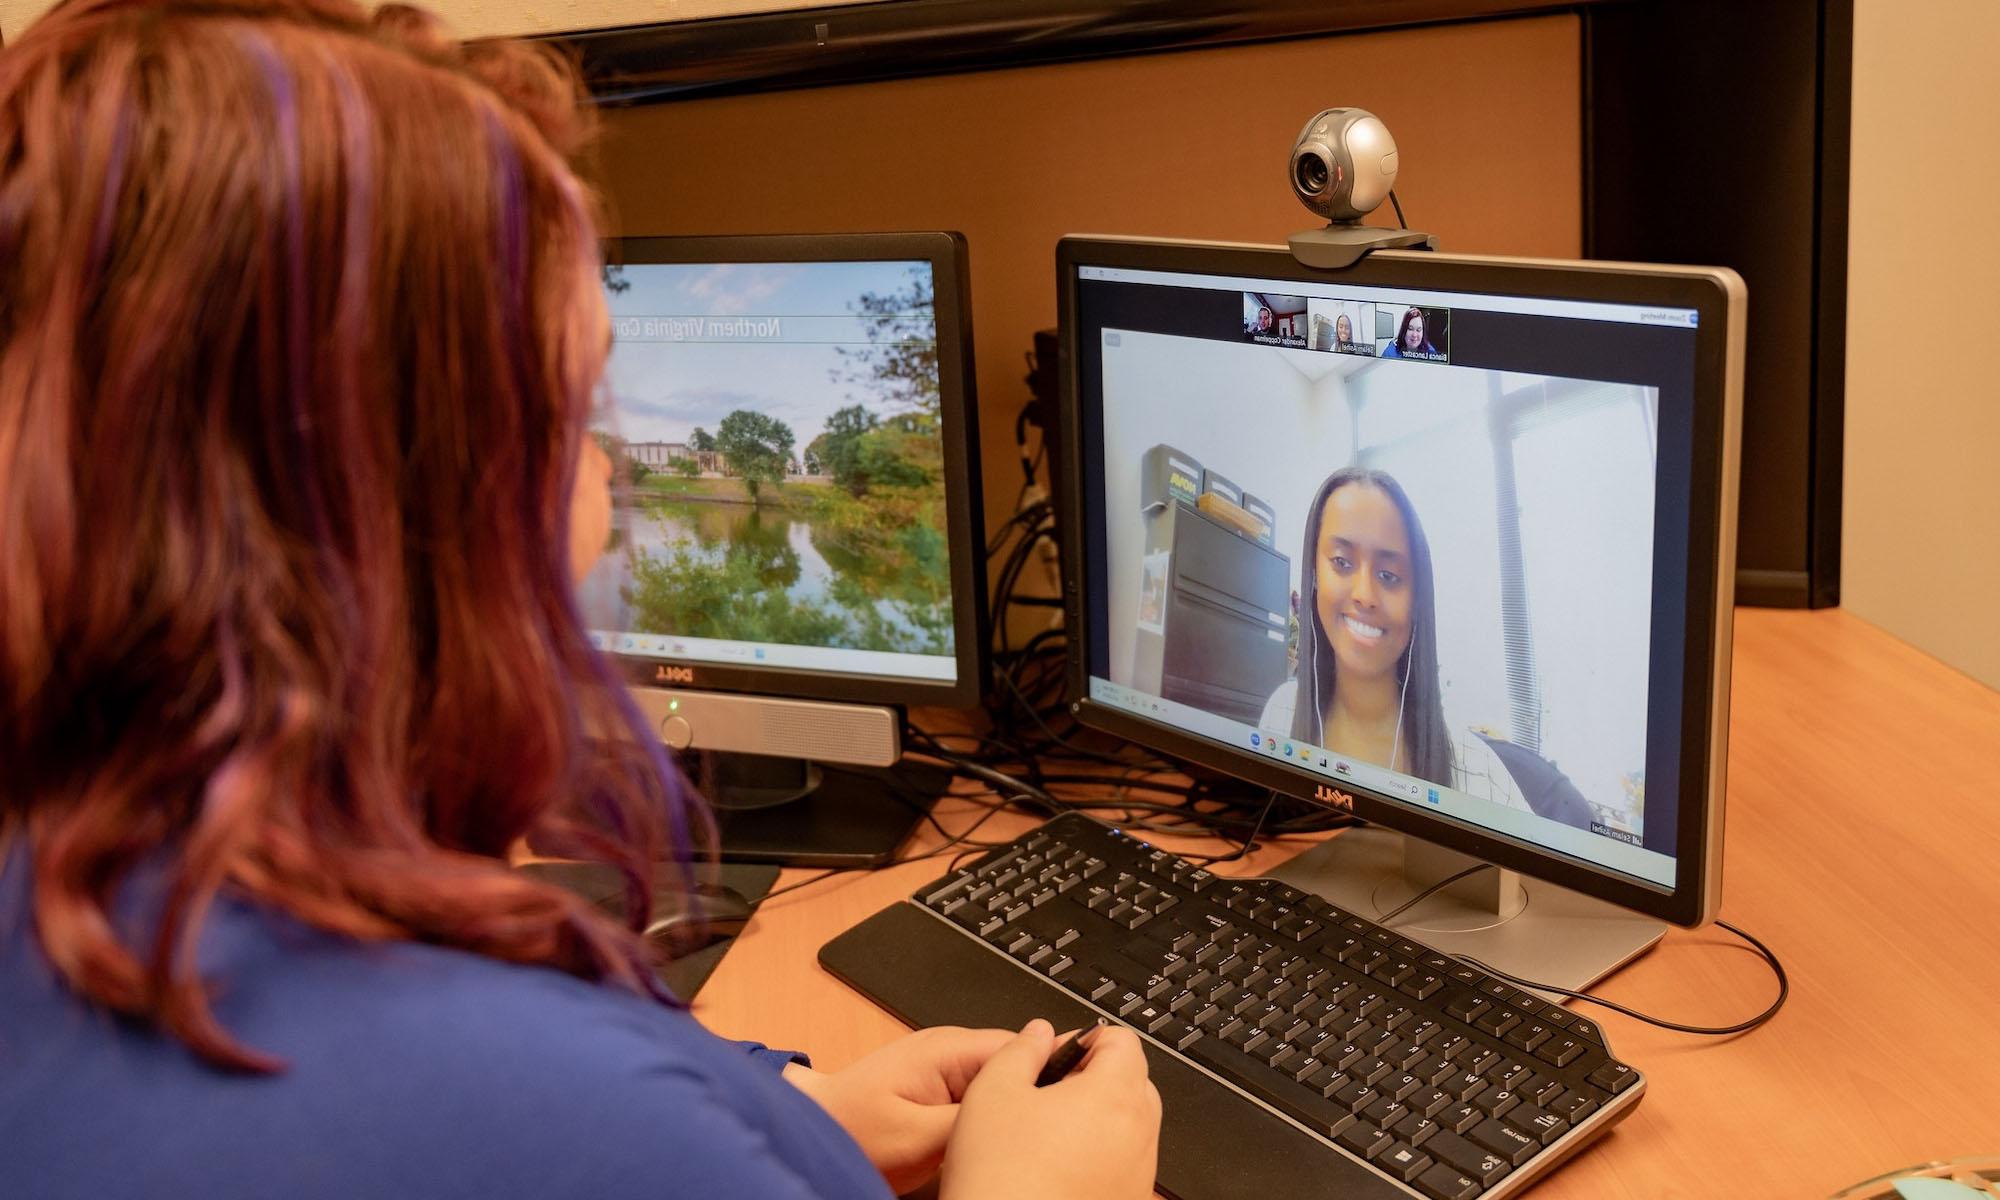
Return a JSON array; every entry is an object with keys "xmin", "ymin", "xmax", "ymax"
[{"xmin": 691, "ymin": 608, "xmax": 2000, "ymax": 1199}]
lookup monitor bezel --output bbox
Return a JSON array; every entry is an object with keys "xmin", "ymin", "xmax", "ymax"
[
  {"xmin": 595, "ymin": 231, "xmax": 988, "ymax": 710},
  {"xmin": 1055, "ymin": 234, "xmax": 1742, "ymax": 928}
]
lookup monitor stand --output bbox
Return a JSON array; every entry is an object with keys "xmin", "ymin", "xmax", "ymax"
[
  {"xmin": 691, "ymin": 749, "xmax": 950, "ymax": 869},
  {"xmin": 1266, "ymin": 825, "xmax": 1665, "ymax": 998}
]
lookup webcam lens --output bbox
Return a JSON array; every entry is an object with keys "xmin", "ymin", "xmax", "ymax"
[{"xmin": 1295, "ymin": 153, "xmax": 1328, "ymax": 195}]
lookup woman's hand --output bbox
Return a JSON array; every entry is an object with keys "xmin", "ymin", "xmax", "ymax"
[
  {"xmin": 940, "ymin": 1019, "xmax": 1162, "ymax": 1200},
  {"xmin": 784, "ymin": 1025, "xmax": 1013, "ymax": 1194}
]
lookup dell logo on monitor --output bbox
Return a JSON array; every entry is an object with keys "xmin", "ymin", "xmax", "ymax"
[
  {"xmin": 654, "ymin": 665, "xmax": 696, "ymax": 685},
  {"xmin": 1314, "ymin": 784, "xmax": 1357, "ymax": 812}
]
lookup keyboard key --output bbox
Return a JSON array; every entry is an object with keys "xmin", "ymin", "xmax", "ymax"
[
  {"xmin": 1401, "ymin": 972, "xmax": 1446, "ymax": 1001},
  {"xmin": 1392, "ymin": 1111, "xmax": 1440, "ymax": 1147},
  {"xmin": 1336, "ymin": 1122, "xmax": 1391, "ymax": 1160},
  {"xmin": 1470, "ymin": 1085, "xmax": 1520, "ymax": 1119},
  {"xmin": 1503, "ymin": 1021, "xmax": 1552, "ymax": 1053},
  {"xmin": 1587, "ymin": 1062, "xmax": 1640, "ymax": 1094},
  {"xmin": 1506, "ymin": 1102, "xmax": 1569, "ymax": 1145},
  {"xmin": 1535, "ymin": 1036, "xmax": 1585, "ymax": 1067},
  {"xmin": 1253, "ymin": 1039, "xmax": 1298, "ymax": 1068},
  {"xmin": 1375, "ymin": 1141, "xmax": 1434, "ymax": 1183},
  {"xmin": 1415, "ymin": 1163, "xmax": 1482, "ymax": 1199},
  {"xmin": 1469, "ymin": 1118, "xmax": 1539, "ymax": 1167},
  {"xmin": 1545, "ymin": 1089, "xmax": 1600, "ymax": 1124},
  {"xmin": 1444, "ymin": 994, "xmax": 1489, "ymax": 1023},
  {"xmin": 1333, "ymin": 1081, "xmax": 1379, "ymax": 1112},
  {"xmin": 1423, "ymin": 1130, "xmax": 1513, "ymax": 1187},
  {"xmin": 1443, "ymin": 1070, "xmax": 1487, "ymax": 1099},
  {"xmin": 1383, "ymin": 1072, "xmax": 1424, "ymax": 1101},
  {"xmin": 1349, "ymin": 1056, "xmax": 1391, "ymax": 1085},
  {"xmin": 1223, "ymin": 1023, "xmax": 1268, "ymax": 1054},
  {"xmin": 1474, "ymin": 1007, "xmax": 1522, "ymax": 1037},
  {"xmin": 1437, "ymin": 1102, "xmax": 1482, "ymax": 1134},
  {"xmin": 1361, "ymin": 1096, "xmax": 1410, "ymax": 1128},
  {"xmin": 1187, "ymin": 1041, "xmax": 1355, "ymax": 1138}
]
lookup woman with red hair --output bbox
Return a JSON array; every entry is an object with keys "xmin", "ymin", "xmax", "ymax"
[{"xmin": 0, "ymin": 3, "xmax": 1158, "ymax": 1196}]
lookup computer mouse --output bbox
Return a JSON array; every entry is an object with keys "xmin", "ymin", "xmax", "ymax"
[{"xmin": 643, "ymin": 881, "xmax": 754, "ymax": 954}]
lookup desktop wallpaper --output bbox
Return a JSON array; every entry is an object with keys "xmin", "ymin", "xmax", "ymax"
[{"xmin": 578, "ymin": 259, "xmax": 956, "ymax": 660}]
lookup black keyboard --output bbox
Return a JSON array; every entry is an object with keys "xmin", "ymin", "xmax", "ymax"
[{"xmin": 821, "ymin": 813, "xmax": 1643, "ymax": 1200}]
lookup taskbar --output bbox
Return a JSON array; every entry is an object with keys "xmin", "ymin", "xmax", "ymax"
[
  {"xmin": 1088, "ymin": 677, "xmax": 1674, "ymax": 889},
  {"xmin": 590, "ymin": 629, "xmax": 956, "ymax": 683}
]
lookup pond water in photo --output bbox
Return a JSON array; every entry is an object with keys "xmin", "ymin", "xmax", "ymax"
[{"xmin": 577, "ymin": 493, "xmax": 954, "ymax": 656}]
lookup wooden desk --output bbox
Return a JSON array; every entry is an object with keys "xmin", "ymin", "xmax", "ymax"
[{"xmin": 691, "ymin": 608, "xmax": 2000, "ymax": 1198}]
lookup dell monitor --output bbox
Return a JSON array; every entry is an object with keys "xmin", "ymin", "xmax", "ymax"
[
  {"xmin": 1057, "ymin": 236, "xmax": 1743, "ymax": 990},
  {"xmin": 582, "ymin": 232, "xmax": 985, "ymax": 866}
]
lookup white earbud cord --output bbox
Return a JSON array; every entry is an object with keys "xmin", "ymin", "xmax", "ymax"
[{"xmin": 1314, "ymin": 621, "xmax": 1414, "ymax": 775}]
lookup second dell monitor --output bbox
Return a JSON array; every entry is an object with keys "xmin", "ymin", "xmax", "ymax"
[{"xmin": 581, "ymin": 232, "xmax": 984, "ymax": 864}]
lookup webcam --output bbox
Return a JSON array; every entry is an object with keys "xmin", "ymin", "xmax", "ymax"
[
  {"xmin": 1290, "ymin": 107, "xmax": 1401, "ymax": 222},
  {"xmin": 1286, "ymin": 107, "xmax": 1436, "ymax": 271}
]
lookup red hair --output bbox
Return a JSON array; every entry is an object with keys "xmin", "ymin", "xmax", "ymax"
[{"xmin": 0, "ymin": 0, "xmax": 699, "ymax": 1070}]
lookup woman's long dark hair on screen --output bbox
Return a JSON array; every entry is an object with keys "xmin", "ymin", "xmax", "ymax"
[
  {"xmin": 0, "ymin": 0, "xmax": 704, "ymax": 1073},
  {"xmin": 1289, "ymin": 468, "xmax": 1453, "ymax": 788}
]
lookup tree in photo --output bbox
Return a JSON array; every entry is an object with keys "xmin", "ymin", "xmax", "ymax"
[
  {"xmin": 832, "ymin": 266, "xmax": 940, "ymax": 420},
  {"xmin": 714, "ymin": 409, "xmax": 795, "ymax": 501},
  {"xmin": 818, "ymin": 404, "xmax": 878, "ymax": 496},
  {"xmin": 689, "ymin": 427, "xmax": 715, "ymax": 453}
]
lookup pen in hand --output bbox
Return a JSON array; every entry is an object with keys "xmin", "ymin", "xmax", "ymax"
[{"xmin": 1034, "ymin": 1017, "xmax": 1110, "ymax": 1087}]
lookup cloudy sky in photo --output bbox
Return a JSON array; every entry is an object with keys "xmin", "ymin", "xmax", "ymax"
[{"xmin": 596, "ymin": 259, "xmax": 935, "ymax": 452}]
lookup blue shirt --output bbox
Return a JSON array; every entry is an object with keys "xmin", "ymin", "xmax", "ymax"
[{"xmin": 0, "ymin": 853, "xmax": 892, "ymax": 1200}]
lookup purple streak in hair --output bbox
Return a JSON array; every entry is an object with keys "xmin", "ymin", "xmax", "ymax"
[
  {"xmin": 87, "ymin": 90, "xmax": 133, "ymax": 277},
  {"xmin": 323, "ymin": 58, "xmax": 376, "ymax": 360},
  {"xmin": 235, "ymin": 31, "xmax": 331, "ymax": 528},
  {"xmin": 480, "ymin": 107, "xmax": 550, "ymax": 549}
]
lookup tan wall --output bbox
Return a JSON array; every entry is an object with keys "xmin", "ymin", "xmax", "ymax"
[
  {"xmin": 591, "ymin": 16, "xmax": 1583, "ymax": 543},
  {"xmin": 0, "ymin": 0, "xmax": 1584, "ymax": 592},
  {"xmin": 1843, "ymin": 0, "xmax": 2000, "ymax": 691}
]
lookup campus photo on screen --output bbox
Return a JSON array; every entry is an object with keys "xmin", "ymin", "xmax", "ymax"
[
  {"xmin": 1098, "ymin": 329, "xmax": 1657, "ymax": 844},
  {"xmin": 578, "ymin": 260, "xmax": 956, "ymax": 668}
]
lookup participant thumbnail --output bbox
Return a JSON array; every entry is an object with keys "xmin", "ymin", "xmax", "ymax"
[
  {"xmin": 1375, "ymin": 303, "xmax": 1451, "ymax": 362},
  {"xmin": 1242, "ymin": 291, "xmax": 1308, "ymax": 348},
  {"xmin": 1308, "ymin": 298, "xmax": 1375, "ymax": 355}
]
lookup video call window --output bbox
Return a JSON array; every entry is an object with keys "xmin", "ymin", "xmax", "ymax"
[
  {"xmin": 1307, "ymin": 298, "xmax": 1376, "ymax": 356},
  {"xmin": 1242, "ymin": 291, "xmax": 1308, "ymax": 348},
  {"xmin": 1375, "ymin": 302, "xmax": 1450, "ymax": 362},
  {"xmin": 1100, "ymin": 329, "xmax": 1656, "ymax": 849}
]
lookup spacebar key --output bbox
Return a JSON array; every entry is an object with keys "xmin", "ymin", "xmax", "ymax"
[{"xmin": 1189, "ymin": 1041, "xmax": 1356, "ymax": 1138}]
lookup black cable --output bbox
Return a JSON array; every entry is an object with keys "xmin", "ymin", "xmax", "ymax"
[
  {"xmin": 1373, "ymin": 864, "xmax": 1790, "ymax": 1037},
  {"xmin": 745, "ymin": 789, "xmax": 1021, "ymax": 913},
  {"xmin": 1181, "ymin": 789, "xmax": 1280, "ymax": 868},
  {"xmin": 1374, "ymin": 864, "xmax": 1491, "ymax": 926},
  {"xmin": 1388, "ymin": 189, "xmax": 1409, "ymax": 229},
  {"xmin": 1449, "ymin": 920, "xmax": 1789, "ymax": 1037}
]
